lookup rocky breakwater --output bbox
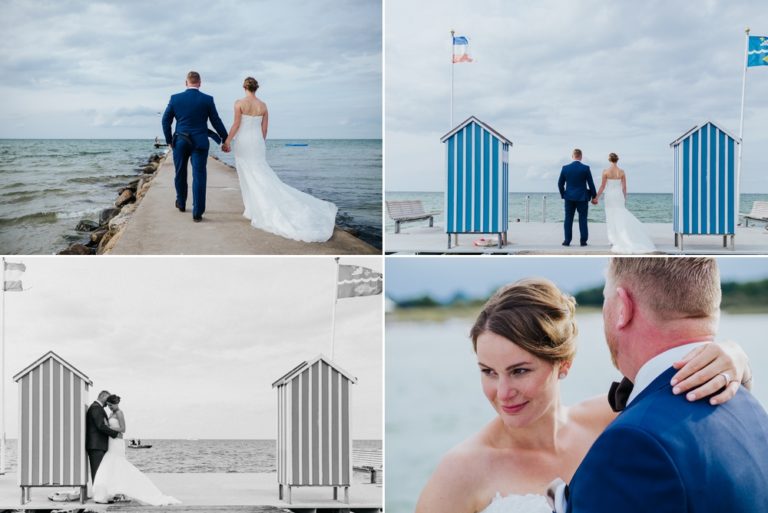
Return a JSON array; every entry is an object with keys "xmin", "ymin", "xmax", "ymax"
[{"xmin": 58, "ymin": 153, "xmax": 165, "ymax": 255}]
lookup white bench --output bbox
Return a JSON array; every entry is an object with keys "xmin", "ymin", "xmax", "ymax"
[
  {"xmin": 386, "ymin": 200, "xmax": 437, "ymax": 233},
  {"xmin": 741, "ymin": 201, "xmax": 768, "ymax": 227}
]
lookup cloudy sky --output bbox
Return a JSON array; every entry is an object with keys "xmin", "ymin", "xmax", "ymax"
[
  {"xmin": 386, "ymin": 0, "xmax": 768, "ymax": 192},
  {"xmin": 1, "ymin": 256, "xmax": 382, "ymax": 439},
  {"xmin": 0, "ymin": 0, "xmax": 381, "ymax": 139},
  {"xmin": 386, "ymin": 256, "xmax": 768, "ymax": 301}
]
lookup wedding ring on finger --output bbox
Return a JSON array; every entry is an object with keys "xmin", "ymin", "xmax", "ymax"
[{"xmin": 720, "ymin": 372, "xmax": 732, "ymax": 388}]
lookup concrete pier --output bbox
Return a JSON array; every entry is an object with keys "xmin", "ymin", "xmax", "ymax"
[
  {"xmin": 385, "ymin": 223, "xmax": 768, "ymax": 254},
  {"xmin": 0, "ymin": 472, "xmax": 382, "ymax": 511},
  {"xmin": 108, "ymin": 152, "xmax": 378, "ymax": 255}
]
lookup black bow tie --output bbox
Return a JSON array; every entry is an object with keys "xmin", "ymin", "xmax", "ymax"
[{"xmin": 609, "ymin": 377, "xmax": 634, "ymax": 412}]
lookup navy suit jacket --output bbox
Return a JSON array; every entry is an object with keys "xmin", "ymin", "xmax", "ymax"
[
  {"xmin": 567, "ymin": 367, "xmax": 768, "ymax": 513},
  {"xmin": 558, "ymin": 161, "xmax": 596, "ymax": 202},
  {"xmin": 161, "ymin": 88, "xmax": 228, "ymax": 151}
]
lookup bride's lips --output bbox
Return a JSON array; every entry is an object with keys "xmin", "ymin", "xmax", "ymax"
[{"xmin": 501, "ymin": 401, "xmax": 529, "ymax": 414}]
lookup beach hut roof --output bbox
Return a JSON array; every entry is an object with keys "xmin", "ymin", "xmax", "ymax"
[
  {"xmin": 271, "ymin": 354, "xmax": 358, "ymax": 388},
  {"xmin": 13, "ymin": 350, "xmax": 92, "ymax": 385},
  {"xmin": 440, "ymin": 116, "xmax": 514, "ymax": 146},
  {"xmin": 669, "ymin": 120, "xmax": 741, "ymax": 147}
]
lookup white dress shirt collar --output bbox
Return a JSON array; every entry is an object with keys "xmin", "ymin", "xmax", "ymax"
[{"xmin": 626, "ymin": 340, "xmax": 710, "ymax": 406}]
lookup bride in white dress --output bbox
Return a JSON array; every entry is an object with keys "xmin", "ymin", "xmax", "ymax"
[
  {"xmin": 593, "ymin": 153, "xmax": 656, "ymax": 254},
  {"xmin": 415, "ymin": 279, "xmax": 748, "ymax": 513},
  {"xmin": 93, "ymin": 395, "xmax": 180, "ymax": 505},
  {"xmin": 222, "ymin": 77, "xmax": 338, "ymax": 242}
]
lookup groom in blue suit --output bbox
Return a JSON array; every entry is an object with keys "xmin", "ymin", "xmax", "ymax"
[
  {"xmin": 557, "ymin": 149, "xmax": 596, "ymax": 246},
  {"xmin": 162, "ymin": 71, "xmax": 229, "ymax": 222},
  {"xmin": 563, "ymin": 258, "xmax": 768, "ymax": 513}
]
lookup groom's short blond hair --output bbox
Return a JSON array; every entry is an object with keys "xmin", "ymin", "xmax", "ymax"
[
  {"xmin": 186, "ymin": 71, "xmax": 201, "ymax": 84},
  {"xmin": 608, "ymin": 257, "xmax": 721, "ymax": 320}
]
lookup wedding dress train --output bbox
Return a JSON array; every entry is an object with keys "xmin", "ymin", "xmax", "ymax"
[
  {"xmin": 603, "ymin": 179, "xmax": 656, "ymax": 254},
  {"xmin": 233, "ymin": 115, "xmax": 338, "ymax": 242},
  {"xmin": 92, "ymin": 417, "xmax": 180, "ymax": 505}
]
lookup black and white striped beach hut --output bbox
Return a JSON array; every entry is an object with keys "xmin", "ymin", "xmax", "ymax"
[
  {"xmin": 441, "ymin": 116, "xmax": 512, "ymax": 249},
  {"xmin": 13, "ymin": 351, "xmax": 92, "ymax": 504},
  {"xmin": 272, "ymin": 355, "xmax": 357, "ymax": 504},
  {"xmin": 670, "ymin": 121, "xmax": 741, "ymax": 251}
]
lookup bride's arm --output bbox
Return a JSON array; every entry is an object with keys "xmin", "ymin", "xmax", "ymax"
[
  {"xmin": 114, "ymin": 411, "xmax": 126, "ymax": 438},
  {"xmin": 224, "ymin": 101, "xmax": 243, "ymax": 148},
  {"xmin": 621, "ymin": 173, "xmax": 627, "ymax": 199},
  {"xmin": 594, "ymin": 171, "xmax": 608, "ymax": 201},
  {"xmin": 261, "ymin": 107, "xmax": 269, "ymax": 140}
]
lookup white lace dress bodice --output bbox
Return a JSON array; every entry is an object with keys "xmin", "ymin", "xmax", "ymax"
[
  {"xmin": 92, "ymin": 415, "xmax": 180, "ymax": 506},
  {"xmin": 479, "ymin": 492, "xmax": 551, "ymax": 513},
  {"xmin": 603, "ymin": 179, "xmax": 656, "ymax": 254},
  {"xmin": 233, "ymin": 114, "xmax": 338, "ymax": 242}
]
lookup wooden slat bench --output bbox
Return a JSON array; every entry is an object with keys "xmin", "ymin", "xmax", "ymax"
[
  {"xmin": 353, "ymin": 448, "xmax": 383, "ymax": 484},
  {"xmin": 386, "ymin": 200, "xmax": 437, "ymax": 233},
  {"xmin": 741, "ymin": 201, "xmax": 768, "ymax": 227}
]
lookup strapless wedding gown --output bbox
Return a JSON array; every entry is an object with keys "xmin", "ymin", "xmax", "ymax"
[
  {"xmin": 233, "ymin": 115, "xmax": 338, "ymax": 242},
  {"xmin": 93, "ymin": 417, "xmax": 180, "ymax": 505},
  {"xmin": 480, "ymin": 492, "xmax": 551, "ymax": 513},
  {"xmin": 603, "ymin": 179, "xmax": 656, "ymax": 254}
]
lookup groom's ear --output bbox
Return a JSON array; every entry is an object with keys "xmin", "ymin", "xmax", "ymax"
[{"xmin": 615, "ymin": 286, "xmax": 634, "ymax": 329}]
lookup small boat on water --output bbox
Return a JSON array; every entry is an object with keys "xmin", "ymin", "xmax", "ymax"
[
  {"xmin": 127, "ymin": 439, "xmax": 152, "ymax": 449},
  {"xmin": 285, "ymin": 143, "xmax": 309, "ymax": 147}
]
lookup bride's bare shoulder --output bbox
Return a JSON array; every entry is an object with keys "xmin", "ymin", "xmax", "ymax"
[{"xmin": 416, "ymin": 434, "xmax": 492, "ymax": 513}]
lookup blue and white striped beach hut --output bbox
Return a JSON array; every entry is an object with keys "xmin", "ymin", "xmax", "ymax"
[
  {"xmin": 670, "ymin": 121, "xmax": 740, "ymax": 251},
  {"xmin": 14, "ymin": 351, "xmax": 92, "ymax": 505},
  {"xmin": 272, "ymin": 355, "xmax": 357, "ymax": 505},
  {"xmin": 441, "ymin": 116, "xmax": 512, "ymax": 249}
]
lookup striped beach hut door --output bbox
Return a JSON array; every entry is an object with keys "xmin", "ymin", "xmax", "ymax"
[
  {"xmin": 13, "ymin": 351, "xmax": 92, "ymax": 504},
  {"xmin": 670, "ymin": 121, "xmax": 740, "ymax": 250},
  {"xmin": 272, "ymin": 355, "xmax": 357, "ymax": 504},
  {"xmin": 441, "ymin": 116, "xmax": 512, "ymax": 249}
]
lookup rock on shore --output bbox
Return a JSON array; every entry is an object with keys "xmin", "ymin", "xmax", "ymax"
[{"xmin": 58, "ymin": 151, "xmax": 166, "ymax": 255}]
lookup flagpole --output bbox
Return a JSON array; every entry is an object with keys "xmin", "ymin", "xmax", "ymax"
[
  {"xmin": 737, "ymin": 27, "xmax": 750, "ymax": 225},
  {"xmin": 1, "ymin": 257, "xmax": 6, "ymax": 476},
  {"xmin": 330, "ymin": 258, "xmax": 340, "ymax": 361},
  {"xmin": 450, "ymin": 29, "xmax": 455, "ymax": 128}
]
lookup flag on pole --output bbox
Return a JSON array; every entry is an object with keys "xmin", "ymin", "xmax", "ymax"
[
  {"xmin": 747, "ymin": 35, "xmax": 768, "ymax": 67},
  {"xmin": 3, "ymin": 261, "xmax": 25, "ymax": 292},
  {"xmin": 337, "ymin": 265, "xmax": 382, "ymax": 299},
  {"xmin": 452, "ymin": 35, "xmax": 473, "ymax": 63}
]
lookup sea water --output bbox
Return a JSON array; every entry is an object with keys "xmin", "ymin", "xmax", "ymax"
[
  {"xmin": 385, "ymin": 191, "xmax": 768, "ymax": 233},
  {"xmin": 0, "ymin": 139, "xmax": 382, "ymax": 254},
  {"xmin": 2, "ymin": 439, "xmax": 380, "ymax": 480}
]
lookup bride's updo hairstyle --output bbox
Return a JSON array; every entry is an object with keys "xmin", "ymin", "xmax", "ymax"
[
  {"xmin": 106, "ymin": 394, "xmax": 121, "ymax": 405},
  {"xmin": 243, "ymin": 77, "xmax": 259, "ymax": 92},
  {"xmin": 608, "ymin": 153, "xmax": 619, "ymax": 163},
  {"xmin": 470, "ymin": 278, "xmax": 578, "ymax": 364}
]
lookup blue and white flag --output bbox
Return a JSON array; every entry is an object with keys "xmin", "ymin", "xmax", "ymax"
[
  {"xmin": 4, "ymin": 260, "xmax": 25, "ymax": 292},
  {"xmin": 452, "ymin": 35, "xmax": 473, "ymax": 63},
  {"xmin": 747, "ymin": 35, "xmax": 768, "ymax": 67}
]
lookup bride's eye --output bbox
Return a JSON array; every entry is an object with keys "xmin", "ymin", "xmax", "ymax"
[
  {"xmin": 480, "ymin": 368, "xmax": 497, "ymax": 377},
  {"xmin": 511, "ymin": 368, "xmax": 530, "ymax": 376}
]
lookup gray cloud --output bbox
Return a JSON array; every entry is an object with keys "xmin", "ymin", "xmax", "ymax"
[
  {"xmin": 386, "ymin": 0, "xmax": 768, "ymax": 192},
  {"xmin": 0, "ymin": 0, "xmax": 381, "ymax": 139}
]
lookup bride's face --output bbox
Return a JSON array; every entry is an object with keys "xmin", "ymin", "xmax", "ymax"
[{"xmin": 476, "ymin": 331, "xmax": 560, "ymax": 428}]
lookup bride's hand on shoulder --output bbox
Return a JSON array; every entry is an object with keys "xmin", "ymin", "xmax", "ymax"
[{"xmin": 670, "ymin": 341, "xmax": 752, "ymax": 405}]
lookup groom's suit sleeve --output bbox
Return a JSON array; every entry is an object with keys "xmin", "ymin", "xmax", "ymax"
[
  {"xmin": 586, "ymin": 166, "xmax": 597, "ymax": 199},
  {"xmin": 208, "ymin": 99, "xmax": 228, "ymax": 142},
  {"xmin": 88, "ymin": 405, "xmax": 120, "ymax": 439},
  {"xmin": 161, "ymin": 98, "xmax": 175, "ymax": 146},
  {"xmin": 558, "ymin": 167, "xmax": 567, "ymax": 199},
  {"xmin": 567, "ymin": 425, "xmax": 685, "ymax": 513}
]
